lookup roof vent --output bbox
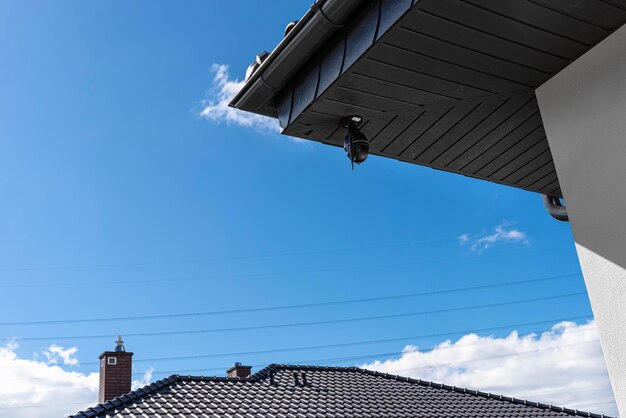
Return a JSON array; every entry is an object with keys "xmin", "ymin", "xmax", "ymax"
[
  {"xmin": 245, "ymin": 51, "xmax": 269, "ymax": 81},
  {"xmin": 114, "ymin": 335, "xmax": 125, "ymax": 352}
]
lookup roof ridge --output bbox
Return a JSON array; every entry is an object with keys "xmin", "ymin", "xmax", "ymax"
[
  {"xmin": 243, "ymin": 363, "xmax": 360, "ymax": 380},
  {"xmin": 67, "ymin": 374, "xmax": 181, "ymax": 418}
]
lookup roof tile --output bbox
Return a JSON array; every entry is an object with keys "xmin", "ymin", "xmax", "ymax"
[{"xmin": 69, "ymin": 364, "xmax": 613, "ymax": 418}]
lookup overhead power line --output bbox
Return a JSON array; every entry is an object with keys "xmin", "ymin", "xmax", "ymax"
[
  {"xmin": 1, "ymin": 291, "xmax": 588, "ymax": 342},
  {"xmin": 129, "ymin": 321, "xmax": 597, "ymax": 370},
  {"xmin": 387, "ymin": 339, "xmax": 601, "ymax": 375},
  {"xmin": 0, "ymin": 227, "xmax": 569, "ymax": 274},
  {"xmin": 0, "ymin": 273, "xmax": 582, "ymax": 327},
  {"xmin": 135, "ymin": 338, "xmax": 599, "ymax": 378},
  {"xmin": 7, "ymin": 322, "xmax": 598, "ymax": 380},
  {"xmin": 0, "ymin": 242, "xmax": 410, "ymax": 273},
  {"xmin": 3, "ymin": 315, "xmax": 594, "ymax": 372},
  {"xmin": 0, "ymin": 246, "xmax": 575, "ymax": 289}
]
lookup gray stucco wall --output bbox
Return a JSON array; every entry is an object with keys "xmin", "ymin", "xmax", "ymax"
[{"xmin": 536, "ymin": 25, "xmax": 626, "ymax": 418}]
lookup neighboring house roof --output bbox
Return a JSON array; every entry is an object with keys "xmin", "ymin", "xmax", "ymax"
[{"xmin": 69, "ymin": 364, "xmax": 613, "ymax": 418}]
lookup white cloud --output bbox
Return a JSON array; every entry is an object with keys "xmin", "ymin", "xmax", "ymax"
[
  {"xmin": 42, "ymin": 344, "xmax": 79, "ymax": 366},
  {"xmin": 200, "ymin": 64, "xmax": 280, "ymax": 134},
  {"xmin": 459, "ymin": 222, "xmax": 529, "ymax": 253},
  {"xmin": 361, "ymin": 320, "xmax": 618, "ymax": 417},
  {"xmin": 132, "ymin": 367, "xmax": 153, "ymax": 390},
  {"xmin": 458, "ymin": 233, "xmax": 470, "ymax": 244},
  {"xmin": 0, "ymin": 323, "xmax": 616, "ymax": 417},
  {"xmin": 0, "ymin": 342, "xmax": 98, "ymax": 418}
]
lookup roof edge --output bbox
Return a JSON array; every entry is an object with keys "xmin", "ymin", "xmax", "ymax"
[
  {"xmin": 67, "ymin": 374, "xmax": 181, "ymax": 418},
  {"xmin": 349, "ymin": 366, "xmax": 613, "ymax": 418},
  {"xmin": 228, "ymin": 0, "xmax": 366, "ymax": 117}
]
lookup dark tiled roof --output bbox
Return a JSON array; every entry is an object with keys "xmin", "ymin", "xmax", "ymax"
[{"xmin": 70, "ymin": 364, "xmax": 613, "ymax": 418}]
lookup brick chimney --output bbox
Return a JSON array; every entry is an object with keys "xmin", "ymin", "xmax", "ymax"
[
  {"xmin": 227, "ymin": 362, "xmax": 252, "ymax": 378},
  {"xmin": 99, "ymin": 336, "xmax": 133, "ymax": 404}
]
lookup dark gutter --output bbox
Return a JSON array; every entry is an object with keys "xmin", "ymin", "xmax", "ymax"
[
  {"xmin": 228, "ymin": 0, "xmax": 365, "ymax": 118},
  {"xmin": 542, "ymin": 194, "xmax": 569, "ymax": 222}
]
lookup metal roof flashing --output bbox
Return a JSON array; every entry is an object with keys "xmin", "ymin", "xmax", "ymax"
[{"xmin": 228, "ymin": 0, "xmax": 366, "ymax": 117}]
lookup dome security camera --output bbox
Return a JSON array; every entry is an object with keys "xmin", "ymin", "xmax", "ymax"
[{"xmin": 343, "ymin": 116, "xmax": 369, "ymax": 169}]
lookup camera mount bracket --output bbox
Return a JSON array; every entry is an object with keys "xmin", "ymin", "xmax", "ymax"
[{"xmin": 341, "ymin": 115, "xmax": 363, "ymax": 128}]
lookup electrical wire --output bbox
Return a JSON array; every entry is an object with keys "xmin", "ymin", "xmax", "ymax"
[
  {"xmin": 0, "ymin": 243, "xmax": 408, "ymax": 273},
  {"xmin": 0, "ymin": 273, "xmax": 582, "ymax": 327},
  {"xmin": 1, "ymin": 291, "xmax": 589, "ymax": 342},
  {"xmin": 0, "ymin": 227, "xmax": 569, "ymax": 274},
  {"xmin": 386, "ymin": 339, "xmax": 600, "ymax": 374},
  {"xmin": 0, "ymin": 246, "xmax": 575, "ymax": 289},
  {"xmin": 3, "ymin": 314, "xmax": 594, "ymax": 373},
  {"xmin": 133, "ymin": 338, "xmax": 600, "ymax": 378},
  {"xmin": 139, "ymin": 335, "xmax": 600, "ymax": 377},
  {"xmin": 14, "ymin": 330, "xmax": 597, "ymax": 379},
  {"xmin": 6, "ymin": 322, "xmax": 599, "ymax": 382}
]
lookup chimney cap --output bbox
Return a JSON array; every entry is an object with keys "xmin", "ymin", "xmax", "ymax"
[{"xmin": 114, "ymin": 335, "xmax": 125, "ymax": 352}]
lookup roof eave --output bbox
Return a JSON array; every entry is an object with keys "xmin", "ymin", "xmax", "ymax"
[{"xmin": 228, "ymin": 0, "xmax": 366, "ymax": 118}]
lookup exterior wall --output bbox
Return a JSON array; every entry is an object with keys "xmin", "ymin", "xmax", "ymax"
[
  {"xmin": 99, "ymin": 351, "xmax": 133, "ymax": 403},
  {"xmin": 536, "ymin": 24, "xmax": 626, "ymax": 418}
]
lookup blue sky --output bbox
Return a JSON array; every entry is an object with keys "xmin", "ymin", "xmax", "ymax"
[{"xmin": 0, "ymin": 1, "xmax": 616, "ymax": 417}]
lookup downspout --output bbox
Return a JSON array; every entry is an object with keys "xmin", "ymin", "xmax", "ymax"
[{"xmin": 542, "ymin": 194, "xmax": 569, "ymax": 222}]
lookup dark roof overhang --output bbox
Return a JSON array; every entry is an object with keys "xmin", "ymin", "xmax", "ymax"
[{"xmin": 230, "ymin": 0, "xmax": 626, "ymax": 197}]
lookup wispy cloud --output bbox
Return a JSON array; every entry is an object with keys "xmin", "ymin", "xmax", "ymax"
[
  {"xmin": 459, "ymin": 222, "xmax": 529, "ymax": 253},
  {"xmin": 199, "ymin": 64, "xmax": 280, "ymax": 134},
  {"xmin": 361, "ymin": 320, "xmax": 617, "ymax": 417},
  {"xmin": 42, "ymin": 344, "xmax": 79, "ymax": 366}
]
